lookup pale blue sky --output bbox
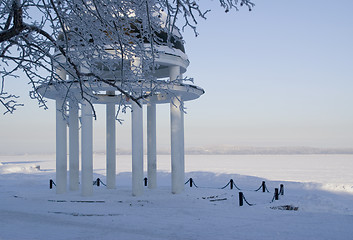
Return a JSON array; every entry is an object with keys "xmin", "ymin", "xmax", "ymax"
[{"xmin": 1, "ymin": 0, "xmax": 352, "ymax": 154}]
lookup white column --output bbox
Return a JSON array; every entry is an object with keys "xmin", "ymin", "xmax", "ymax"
[
  {"xmin": 56, "ymin": 98, "xmax": 67, "ymax": 194},
  {"xmin": 131, "ymin": 100, "xmax": 143, "ymax": 196},
  {"xmin": 170, "ymin": 97, "xmax": 184, "ymax": 194},
  {"xmin": 69, "ymin": 100, "xmax": 79, "ymax": 191},
  {"xmin": 147, "ymin": 101, "xmax": 157, "ymax": 189},
  {"xmin": 181, "ymin": 104, "xmax": 185, "ymax": 178},
  {"xmin": 106, "ymin": 102, "xmax": 116, "ymax": 189},
  {"xmin": 169, "ymin": 65, "xmax": 185, "ymax": 194},
  {"xmin": 180, "ymin": 74, "xmax": 185, "ymax": 179},
  {"xmin": 81, "ymin": 101, "xmax": 93, "ymax": 196}
]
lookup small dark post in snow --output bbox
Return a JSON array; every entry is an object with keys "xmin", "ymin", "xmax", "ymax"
[
  {"xmin": 97, "ymin": 178, "xmax": 100, "ymax": 187},
  {"xmin": 262, "ymin": 181, "xmax": 266, "ymax": 192},
  {"xmin": 144, "ymin": 177, "xmax": 148, "ymax": 186},
  {"xmin": 230, "ymin": 179, "xmax": 234, "ymax": 190},
  {"xmin": 280, "ymin": 184, "xmax": 284, "ymax": 195},
  {"xmin": 189, "ymin": 178, "xmax": 193, "ymax": 187},
  {"xmin": 50, "ymin": 179, "xmax": 53, "ymax": 189},
  {"xmin": 274, "ymin": 188, "xmax": 279, "ymax": 200},
  {"xmin": 239, "ymin": 192, "xmax": 244, "ymax": 206}
]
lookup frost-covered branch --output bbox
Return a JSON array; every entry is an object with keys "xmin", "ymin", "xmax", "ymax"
[
  {"xmin": 0, "ymin": 0, "xmax": 254, "ymax": 115},
  {"xmin": 160, "ymin": 0, "xmax": 254, "ymax": 36}
]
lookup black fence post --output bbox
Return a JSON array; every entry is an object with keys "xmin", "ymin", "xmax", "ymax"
[
  {"xmin": 189, "ymin": 178, "xmax": 193, "ymax": 188},
  {"xmin": 239, "ymin": 192, "xmax": 244, "ymax": 206},
  {"xmin": 274, "ymin": 188, "xmax": 279, "ymax": 200},
  {"xmin": 280, "ymin": 184, "xmax": 284, "ymax": 195},
  {"xmin": 262, "ymin": 181, "xmax": 266, "ymax": 192},
  {"xmin": 96, "ymin": 178, "xmax": 100, "ymax": 187},
  {"xmin": 144, "ymin": 177, "xmax": 148, "ymax": 187},
  {"xmin": 230, "ymin": 179, "xmax": 234, "ymax": 190},
  {"xmin": 50, "ymin": 179, "xmax": 53, "ymax": 189}
]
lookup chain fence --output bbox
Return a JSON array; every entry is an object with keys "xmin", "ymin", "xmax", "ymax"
[{"xmin": 49, "ymin": 177, "xmax": 285, "ymax": 206}]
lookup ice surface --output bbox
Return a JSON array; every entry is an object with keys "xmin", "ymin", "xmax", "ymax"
[{"xmin": 1, "ymin": 154, "xmax": 353, "ymax": 240}]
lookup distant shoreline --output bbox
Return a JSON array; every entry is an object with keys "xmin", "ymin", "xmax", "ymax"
[{"xmin": 1, "ymin": 146, "xmax": 353, "ymax": 156}]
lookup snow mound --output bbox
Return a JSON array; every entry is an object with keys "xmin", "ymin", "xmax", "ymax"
[
  {"xmin": 0, "ymin": 164, "xmax": 40, "ymax": 174},
  {"xmin": 320, "ymin": 183, "xmax": 353, "ymax": 194}
]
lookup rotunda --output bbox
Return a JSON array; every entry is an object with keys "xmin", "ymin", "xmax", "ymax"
[{"xmin": 38, "ymin": 14, "xmax": 204, "ymax": 197}]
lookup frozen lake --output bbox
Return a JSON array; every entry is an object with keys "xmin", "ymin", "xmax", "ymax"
[
  {"xmin": 185, "ymin": 154, "xmax": 353, "ymax": 185},
  {"xmin": 2, "ymin": 154, "xmax": 353, "ymax": 185}
]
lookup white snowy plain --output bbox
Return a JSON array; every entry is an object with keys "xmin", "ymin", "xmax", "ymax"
[{"xmin": 1, "ymin": 154, "xmax": 353, "ymax": 240}]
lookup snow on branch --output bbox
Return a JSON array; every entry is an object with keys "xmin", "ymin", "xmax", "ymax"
[{"xmin": 0, "ymin": 0, "xmax": 254, "ymax": 115}]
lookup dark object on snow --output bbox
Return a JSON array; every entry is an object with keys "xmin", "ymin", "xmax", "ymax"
[
  {"xmin": 209, "ymin": 198, "xmax": 227, "ymax": 202},
  {"xmin": 274, "ymin": 188, "xmax": 279, "ymax": 200},
  {"xmin": 270, "ymin": 205, "xmax": 299, "ymax": 211},
  {"xmin": 280, "ymin": 184, "xmax": 284, "ymax": 195},
  {"xmin": 239, "ymin": 192, "xmax": 244, "ymax": 206},
  {"xmin": 49, "ymin": 179, "xmax": 56, "ymax": 189},
  {"xmin": 255, "ymin": 181, "xmax": 270, "ymax": 192}
]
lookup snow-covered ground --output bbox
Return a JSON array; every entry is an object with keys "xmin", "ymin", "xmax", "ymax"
[{"xmin": 1, "ymin": 154, "xmax": 353, "ymax": 240}]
